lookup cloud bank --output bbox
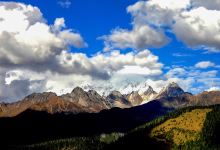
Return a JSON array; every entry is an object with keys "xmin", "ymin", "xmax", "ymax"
[
  {"xmin": 103, "ymin": 0, "xmax": 220, "ymax": 52},
  {"xmin": 0, "ymin": 1, "xmax": 219, "ymax": 102}
]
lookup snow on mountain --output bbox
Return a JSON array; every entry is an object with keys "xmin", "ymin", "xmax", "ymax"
[
  {"xmin": 140, "ymin": 86, "xmax": 158, "ymax": 104},
  {"xmin": 80, "ymin": 81, "xmax": 152, "ymax": 96},
  {"xmin": 155, "ymin": 82, "xmax": 185, "ymax": 99}
]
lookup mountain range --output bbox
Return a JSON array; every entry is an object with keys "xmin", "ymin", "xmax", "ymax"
[
  {"xmin": 0, "ymin": 82, "xmax": 220, "ymax": 149},
  {"xmin": 0, "ymin": 82, "xmax": 220, "ymax": 117}
]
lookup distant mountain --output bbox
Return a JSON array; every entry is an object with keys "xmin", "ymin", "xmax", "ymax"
[
  {"xmin": 126, "ymin": 91, "xmax": 143, "ymax": 106},
  {"xmin": 61, "ymin": 87, "xmax": 111, "ymax": 112},
  {"xmin": 120, "ymin": 82, "xmax": 151, "ymax": 95},
  {"xmin": 0, "ymin": 87, "xmax": 110, "ymax": 117},
  {"xmin": 190, "ymin": 91, "xmax": 220, "ymax": 106},
  {"xmin": 80, "ymin": 81, "xmax": 151, "ymax": 96},
  {"xmin": 1, "ymin": 82, "xmax": 220, "ymax": 149},
  {"xmin": 155, "ymin": 82, "xmax": 185, "ymax": 99},
  {"xmin": 107, "ymin": 91, "xmax": 132, "ymax": 108},
  {"xmin": 1, "ymin": 82, "xmax": 220, "ymax": 118},
  {"xmin": 140, "ymin": 86, "xmax": 157, "ymax": 104},
  {"xmin": 155, "ymin": 83, "xmax": 220, "ymax": 109}
]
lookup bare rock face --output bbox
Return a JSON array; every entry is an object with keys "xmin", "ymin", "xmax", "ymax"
[
  {"xmin": 154, "ymin": 82, "xmax": 220, "ymax": 109},
  {"xmin": 152, "ymin": 82, "xmax": 193, "ymax": 108},
  {"xmin": 155, "ymin": 82, "xmax": 185, "ymax": 99},
  {"xmin": 1, "ymin": 82, "xmax": 220, "ymax": 118},
  {"xmin": 0, "ymin": 87, "xmax": 111, "ymax": 117},
  {"xmin": 140, "ymin": 86, "xmax": 157, "ymax": 104},
  {"xmin": 126, "ymin": 91, "xmax": 143, "ymax": 106},
  {"xmin": 189, "ymin": 91, "xmax": 220, "ymax": 106},
  {"xmin": 61, "ymin": 87, "xmax": 110, "ymax": 112},
  {"xmin": 107, "ymin": 91, "xmax": 132, "ymax": 108},
  {"xmin": 0, "ymin": 92, "xmax": 60, "ymax": 117}
]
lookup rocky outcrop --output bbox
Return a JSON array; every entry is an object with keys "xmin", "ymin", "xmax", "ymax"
[
  {"xmin": 1, "ymin": 82, "xmax": 220, "ymax": 117},
  {"xmin": 126, "ymin": 91, "xmax": 143, "ymax": 106},
  {"xmin": 140, "ymin": 86, "xmax": 157, "ymax": 104},
  {"xmin": 107, "ymin": 91, "xmax": 132, "ymax": 108},
  {"xmin": 0, "ymin": 88, "xmax": 111, "ymax": 117}
]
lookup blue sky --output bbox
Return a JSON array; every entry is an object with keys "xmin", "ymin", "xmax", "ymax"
[
  {"xmin": 15, "ymin": 0, "xmax": 137, "ymax": 53},
  {"xmin": 14, "ymin": 0, "xmax": 219, "ymax": 66},
  {"xmin": 0, "ymin": 0, "xmax": 220, "ymax": 101}
]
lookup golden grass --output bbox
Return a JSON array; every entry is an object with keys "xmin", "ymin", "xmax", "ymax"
[{"xmin": 150, "ymin": 109, "xmax": 212, "ymax": 145}]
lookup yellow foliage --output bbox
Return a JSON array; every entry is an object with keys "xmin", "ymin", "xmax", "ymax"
[{"xmin": 150, "ymin": 109, "xmax": 212, "ymax": 145}]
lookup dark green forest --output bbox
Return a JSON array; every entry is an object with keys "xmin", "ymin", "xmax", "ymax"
[{"xmin": 13, "ymin": 105, "xmax": 220, "ymax": 150}]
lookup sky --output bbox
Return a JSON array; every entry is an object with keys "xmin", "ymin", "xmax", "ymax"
[{"xmin": 0, "ymin": 0, "xmax": 220, "ymax": 102}]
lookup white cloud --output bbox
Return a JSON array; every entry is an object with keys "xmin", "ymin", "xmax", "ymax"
[
  {"xmin": 0, "ymin": 47, "xmax": 164, "ymax": 101},
  {"xmin": 102, "ymin": 25, "xmax": 169, "ymax": 51},
  {"xmin": 164, "ymin": 66, "xmax": 220, "ymax": 93},
  {"xmin": 102, "ymin": 0, "xmax": 192, "ymax": 51},
  {"xmin": 102, "ymin": 0, "xmax": 220, "ymax": 52},
  {"xmin": 117, "ymin": 65, "xmax": 162, "ymax": 76},
  {"xmin": 165, "ymin": 67, "xmax": 186, "ymax": 78},
  {"xmin": 192, "ymin": 0, "xmax": 220, "ymax": 10},
  {"xmin": 0, "ymin": 1, "xmax": 219, "ymax": 102},
  {"xmin": 0, "ymin": 2, "xmax": 87, "ymax": 69},
  {"xmin": 5, "ymin": 70, "xmax": 25, "ymax": 85},
  {"xmin": 173, "ymin": 7, "xmax": 220, "ymax": 51},
  {"xmin": 0, "ymin": 1, "xmax": 164, "ymax": 102},
  {"xmin": 0, "ymin": 69, "xmax": 47, "ymax": 102},
  {"xmin": 127, "ymin": 0, "xmax": 190, "ymax": 27},
  {"xmin": 195, "ymin": 61, "xmax": 215, "ymax": 69},
  {"xmin": 53, "ymin": 18, "xmax": 66, "ymax": 31},
  {"xmin": 207, "ymin": 86, "xmax": 220, "ymax": 91}
]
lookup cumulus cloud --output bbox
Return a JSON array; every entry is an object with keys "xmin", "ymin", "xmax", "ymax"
[
  {"xmin": 102, "ymin": 25, "xmax": 169, "ymax": 50},
  {"xmin": 195, "ymin": 61, "xmax": 215, "ymax": 69},
  {"xmin": 91, "ymin": 49, "xmax": 163, "ymax": 74},
  {"xmin": 0, "ymin": 44, "xmax": 164, "ymax": 101},
  {"xmin": 0, "ymin": 1, "xmax": 219, "ymax": 102},
  {"xmin": 0, "ymin": 2, "xmax": 164, "ymax": 102},
  {"xmin": 192, "ymin": 0, "xmax": 220, "ymax": 10},
  {"xmin": 0, "ymin": 2, "xmax": 87, "ymax": 71},
  {"xmin": 207, "ymin": 87, "xmax": 220, "ymax": 91},
  {"xmin": 102, "ymin": 0, "xmax": 220, "ymax": 52},
  {"xmin": 102, "ymin": 0, "xmax": 190, "ymax": 51},
  {"xmin": 0, "ymin": 69, "xmax": 47, "ymax": 102},
  {"xmin": 127, "ymin": 0, "xmax": 190, "ymax": 27},
  {"xmin": 173, "ymin": 7, "xmax": 220, "ymax": 51},
  {"xmin": 163, "ymin": 66, "xmax": 220, "ymax": 93}
]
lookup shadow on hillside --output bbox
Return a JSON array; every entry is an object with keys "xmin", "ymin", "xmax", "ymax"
[{"xmin": 0, "ymin": 100, "xmax": 171, "ymax": 148}]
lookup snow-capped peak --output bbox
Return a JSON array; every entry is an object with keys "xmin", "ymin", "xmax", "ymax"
[
  {"xmin": 156, "ymin": 82, "xmax": 185, "ymax": 99},
  {"xmin": 119, "ymin": 82, "xmax": 150, "ymax": 95}
]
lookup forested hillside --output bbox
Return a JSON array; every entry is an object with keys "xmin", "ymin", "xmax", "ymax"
[
  {"xmin": 105, "ymin": 105, "xmax": 220, "ymax": 150},
  {"xmin": 13, "ymin": 105, "xmax": 220, "ymax": 150}
]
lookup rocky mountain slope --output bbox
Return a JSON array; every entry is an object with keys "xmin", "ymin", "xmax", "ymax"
[
  {"xmin": 155, "ymin": 82, "xmax": 220, "ymax": 109},
  {"xmin": 0, "ymin": 87, "xmax": 111, "ymax": 117},
  {"xmin": 139, "ymin": 86, "xmax": 157, "ymax": 104},
  {"xmin": 0, "ymin": 82, "xmax": 220, "ymax": 117},
  {"xmin": 106, "ymin": 91, "xmax": 131, "ymax": 108}
]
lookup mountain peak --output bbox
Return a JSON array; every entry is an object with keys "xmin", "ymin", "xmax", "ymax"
[
  {"xmin": 71, "ymin": 87, "xmax": 85, "ymax": 94},
  {"xmin": 126, "ymin": 91, "xmax": 143, "ymax": 106},
  {"xmin": 156, "ymin": 82, "xmax": 185, "ymax": 99},
  {"xmin": 167, "ymin": 82, "xmax": 180, "ymax": 88},
  {"xmin": 144, "ymin": 86, "xmax": 156, "ymax": 94},
  {"xmin": 110, "ymin": 91, "xmax": 123, "ymax": 97},
  {"xmin": 139, "ymin": 86, "xmax": 157, "ymax": 104}
]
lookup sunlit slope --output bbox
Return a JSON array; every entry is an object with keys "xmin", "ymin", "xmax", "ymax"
[
  {"xmin": 107, "ymin": 105, "xmax": 220, "ymax": 150},
  {"xmin": 150, "ymin": 109, "xmax": 212, "ymax": 145}
]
